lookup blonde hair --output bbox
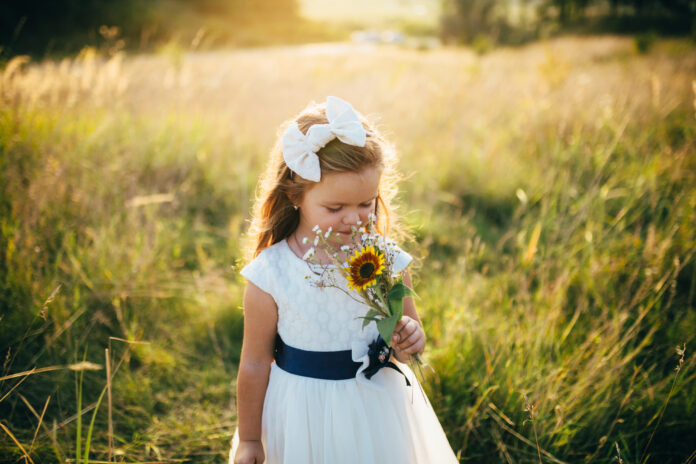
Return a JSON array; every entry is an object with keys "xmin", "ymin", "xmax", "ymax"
[{"xmin": 245, "ymin": 99, "xmax": 404, "ymax": 259}]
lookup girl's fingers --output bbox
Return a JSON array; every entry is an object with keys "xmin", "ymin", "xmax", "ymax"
[
  {"xmin": 399, "ymin": 328, "xmax": 420, "ymax": 347},
  {"xmin": 398, "ymin": 330, "xmax": 424, "ymax": 353},
  {"xmin": 400, "ymin": 319, "xmax": 417, "ymax": 334},
  {"xmin": 393, "ymin": 319, "xmax": 406, "ymax": 334},
  {"xmin": 399, "ymin": 337, "xmax": 425, "ymax": 355},
  {"xmin": 392, "ymin": 317, "xmax": 418, "ymax": 344},
  {"xmin": 392, "ymin": 321, "xmax": 410, "ymax": 343},
  {"xmin": 392, "ymin": 319, "xmax": 405, "ymax": 343}
]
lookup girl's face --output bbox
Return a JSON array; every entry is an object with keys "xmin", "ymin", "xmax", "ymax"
[{"xmin": 295, "ymin": 166, "xmax": 381, "ymax": 244}]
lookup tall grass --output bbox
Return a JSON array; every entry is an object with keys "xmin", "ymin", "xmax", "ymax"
[{"xmin": 1, "ymin": 36, "xmax": 695, "ymax": 462}]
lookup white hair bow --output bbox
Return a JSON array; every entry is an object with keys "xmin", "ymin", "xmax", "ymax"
[{"xmin": 282, "ymin": 96, "xmax": 367, "ymax": 182}]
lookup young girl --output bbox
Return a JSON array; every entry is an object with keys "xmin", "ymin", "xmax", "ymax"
[{"xmin": 230, "ymin": 96, "xmax": 459, "ymax": 464}]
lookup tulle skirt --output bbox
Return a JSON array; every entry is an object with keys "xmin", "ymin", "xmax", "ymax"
[{"xmin": 229, "ymin": 361, "xmax": 459, "ymax": 464}]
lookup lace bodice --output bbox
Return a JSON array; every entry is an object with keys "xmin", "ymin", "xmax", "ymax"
[{"xmin": 240, "ymin": 239, "xmax": 412, "ymax": 352}]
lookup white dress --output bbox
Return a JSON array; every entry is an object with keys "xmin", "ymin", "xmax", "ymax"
[{"xmin": 229, "ymin": 238, "xmax": 459, "ymax": 464}]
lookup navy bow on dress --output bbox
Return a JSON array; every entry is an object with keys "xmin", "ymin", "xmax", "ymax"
[{"xmin": 363, "ymin": 336, "xmax": 411, "ymax": 387}]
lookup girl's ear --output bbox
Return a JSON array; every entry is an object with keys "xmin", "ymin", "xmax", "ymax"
[
  {"xmin": 286, "ymin": 179, "xmax": 311, "ymax": 209},
  {"xmin": 287, "ymin": 192, "xmax": 300, "ymax": 209}
]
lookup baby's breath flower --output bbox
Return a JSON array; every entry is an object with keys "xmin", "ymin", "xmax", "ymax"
[
  {"xmin": 357, "ymin": 220, "xmax": 362, "ymax": 226},
  {"xmin": 302, "ymin": 237, "xmax": 309, "ymax": 245},
  {"xmin": 325, "ymin": 226, "xmax": 332, "ymax": 238},
  {"xmin": 303, "ymin": 247, "xmax": 315, "ymax": 260},
  {"xmin": 312, "ymin": 225, "xmax": 320, "ymax": 232},
  {"xmin": 314, "ymin": 236, "xmax": 319, "ymax": 246},
  {"xmin": 340, "ymin": 245, "xmax": 350, "ymax": 252}
]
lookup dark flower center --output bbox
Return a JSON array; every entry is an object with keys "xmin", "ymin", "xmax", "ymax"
[{"xmin": 359, "ymin": 262, "xmax": 376, "ymax": 279}]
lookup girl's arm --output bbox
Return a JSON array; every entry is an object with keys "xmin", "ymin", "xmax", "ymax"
[
  {"xmin": 392, "ymin": 269, "xmax": 426, "ymax": 362},
  {"xmin": 234, "ymin": 282, "xmax": 278, "ymax": 463}
]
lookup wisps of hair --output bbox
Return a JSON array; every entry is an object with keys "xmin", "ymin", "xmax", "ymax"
[{"xmin": 244, "ymin": 99, "xmax": 405, "ymax": 260}]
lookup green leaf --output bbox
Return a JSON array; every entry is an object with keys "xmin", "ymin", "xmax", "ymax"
[
  {"xmin": 365, "ymin": 308, "xmax": 380, "ymax": 318},
  {"xmin": 388, "ymin": 297, "xmax": 403, "ymax": 318},
  {"xmin": 377, "ymin": 312, "xmax": 401, "ymax": 347},
  {"xmin": 361, "ymin": 316, "xmax": 379, "ymax": 328},
  {"xmin": 359, "ymin": 308, "xmax": 382, "ymax": 328},
  {"xmin": 387, "ymin": 282, "xmax": 418, "ymax": 301},
  {"xmin": 83, "ymin": 385, "xmax": 107, "ymax": 464}
]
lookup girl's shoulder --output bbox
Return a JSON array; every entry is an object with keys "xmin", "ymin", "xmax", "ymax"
[{"xmin": 239, "ymin": 240, "xmax": 288, "ymax": 295}]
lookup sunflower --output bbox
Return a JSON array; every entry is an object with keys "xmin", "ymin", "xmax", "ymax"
[{"xmin": 345, "ymin": 245, "xmax": 385, "ymax": 292}]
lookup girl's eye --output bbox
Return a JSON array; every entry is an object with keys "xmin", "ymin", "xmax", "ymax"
[{"xmin": 326, "ymin": 201, "xmax": 372, "ymax": 213}]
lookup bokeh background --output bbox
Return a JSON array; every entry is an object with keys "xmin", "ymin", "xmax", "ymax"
[{"xmin": 1, "ymin": 1, "xmax": 695, "ymax": 463}]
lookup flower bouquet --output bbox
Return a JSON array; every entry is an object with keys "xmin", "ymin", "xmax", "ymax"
[{"xmin": 302, "ymin": 214, "xmax": 423, "ymax": 378}]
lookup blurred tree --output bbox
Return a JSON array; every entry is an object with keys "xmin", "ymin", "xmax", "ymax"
[
  {"xmin": 440, "ymin": 0, "xmax": 539, "ymax": 45},
  {"xmin": 547, "ymin": 0, "xmax": 592, "ymax": 24},
  {"xmin": 0, "ymin": 0, "xmax": 300, "ymax": 57},
  {"xmin": 440, "ymin": 0, "xmax": 695, "ymax": 45},
  {"xmin": 0, "ymin": 0, "xmax": 152, "ymax": 55},
  {"xmin": 440, "ymin": 0, "xmax": 501, "ymax": 43}
]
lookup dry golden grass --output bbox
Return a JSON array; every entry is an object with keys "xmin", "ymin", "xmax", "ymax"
[{"xmin": 1, "ymin": 35, "xmax": 695, "ymax": 463}]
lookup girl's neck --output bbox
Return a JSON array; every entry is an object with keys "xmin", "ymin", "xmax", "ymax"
[{"xmin": 288, "ymin": 231, "xmax": 347, "ymax": 265}]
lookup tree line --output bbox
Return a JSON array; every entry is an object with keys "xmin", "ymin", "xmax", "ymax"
[
  {"xmin": 1, "ymin": 0, "xmax": 694, "ymax": 62},
  {"xmin": 441, "ymin": 0, "xmax": 696, "ymax": 46},
  {"xmin": 0, "ymin": 0, "xmax": 300, "ymax": 57}
]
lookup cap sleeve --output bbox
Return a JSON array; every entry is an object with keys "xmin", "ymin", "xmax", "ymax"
[
  {"xmin": 389, "ymin": 243, "xmax": 413, "ymax": 274},
  {"xmin": 240, "ymin": 252, "xmax": 274, "ymax": 296}
]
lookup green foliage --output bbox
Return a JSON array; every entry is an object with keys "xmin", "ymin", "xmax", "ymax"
[
  {"xmin": 635, "ymin": 31, "xmax": 658, "ymax": 53},
  {"xmin": 0, "ymin": 107, "xmax": 247, "ymax": 462},
  {"xmin": 1, "ymin": 38, "xmax": 695, "ymax": 462},
  {"xmin": 377, "ymin": 312, "xmax": 402, "ymax": 347},
  {"xmin": 440, "ymin": 0, "xmax": 696, "ymax": 47},
  {"xmin": 471, "ymin": 34, "xmax": 495, "ymax": 55},
  {"xmin": 418, "ymin": 106, "xmax": 696, "ymax": 462},
  {"xmin": 0, "ymin": 0, "xmax": 314, "ymax": 57},
  {"xmin": 387, "ymin": 282, "xmax": 418, "ymax": 302}
]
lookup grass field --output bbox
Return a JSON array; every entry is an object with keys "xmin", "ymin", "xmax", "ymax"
[{"xmin": 1, "ymin": 36, "xmax": 695, "ymax": 463}]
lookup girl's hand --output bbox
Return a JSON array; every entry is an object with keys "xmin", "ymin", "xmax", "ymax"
[
  {"xmin": 234, "ymin": 440, "xmax": 265, "ymax": 464},
  {"xmin": 391, "ymin": 315, "xmax": 425, "ymax": 362}
]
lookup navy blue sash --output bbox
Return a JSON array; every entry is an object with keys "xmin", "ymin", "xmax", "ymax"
[
  {"xmin": 273, "ymin": 334, "xmax": 411, "ymax": 387},
  {"xmin": 274, "ymin": 334, "xmax": 362, "ymax": 380}
]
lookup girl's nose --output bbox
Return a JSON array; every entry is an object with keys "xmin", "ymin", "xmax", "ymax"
[{"xmin": 342, "ymin": 210, "xmax": 360, "ymax": 225}]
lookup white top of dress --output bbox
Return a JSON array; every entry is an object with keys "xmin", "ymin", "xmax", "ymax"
[{"xmin": 240, "ymin": 238, "xmax": 412, "ymax": 353}]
